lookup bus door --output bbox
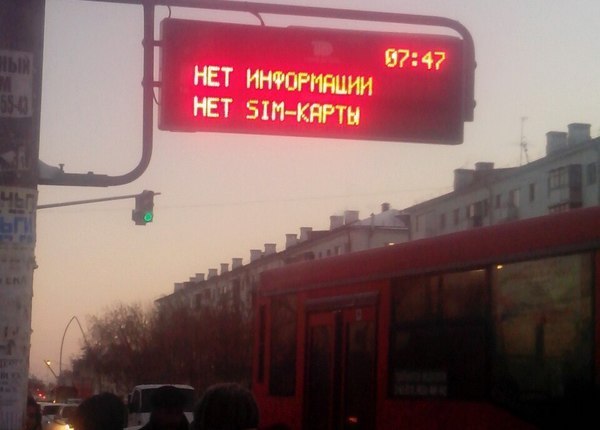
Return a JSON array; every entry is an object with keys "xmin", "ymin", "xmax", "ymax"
[{"xmin": 304, "ymin": 302, "xmax": 377, "ymax": 430}]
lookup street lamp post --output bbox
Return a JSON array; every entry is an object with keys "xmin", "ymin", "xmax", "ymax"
[
  {"xmin": 59, "ymin": 316, "xmax": 88, "ymax": 378},
  {"xmin": 43, "ymin": 360, "xmax": 58, "ymax": 381}
]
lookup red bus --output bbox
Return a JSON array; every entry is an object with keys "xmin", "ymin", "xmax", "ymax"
[{"xmin": 252, "ymin": 207, "xmax": 600, "ymax": 429}]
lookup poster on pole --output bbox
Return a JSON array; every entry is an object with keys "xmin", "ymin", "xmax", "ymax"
[
  {"xmin": 0, "ymin": 187, "xmax": 37, "ymax": 430},
  {"xmin": 0, "ymin": 50, "xmax": 33, "ymax": 119},
  {"xmin": 0, "ymin": 49, "xmax": 34, "ymax": 177},
  {"xmin": 0, "ymin": 187, "xmax": 36, "ymax": 246}
]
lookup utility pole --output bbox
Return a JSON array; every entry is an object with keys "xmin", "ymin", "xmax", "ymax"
[{"xmin": 0, "ymin": 1, "xmax": 44, "ymax": 429}]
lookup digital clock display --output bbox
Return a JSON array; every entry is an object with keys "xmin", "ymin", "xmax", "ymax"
[
  {"xmin": 385, "ymin": 49, "xmax": 447, "ymax": 70},
  {"xmin": 159, "ymin": 19, "xmax": 467, "ymax": 144}
]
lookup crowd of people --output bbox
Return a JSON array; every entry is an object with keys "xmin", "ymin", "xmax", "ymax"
[{"xmin": 25, "ymin": 382, "xmax": 264, "ymax": 430}]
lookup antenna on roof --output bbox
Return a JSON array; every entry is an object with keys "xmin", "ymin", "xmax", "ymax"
[{"xmin": 520, "ymin": 116, "xmax": 530, "ymax": 165}]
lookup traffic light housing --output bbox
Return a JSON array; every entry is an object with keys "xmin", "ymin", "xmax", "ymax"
[{"xmin": 132, "ymin": 190, "xmax": 154, "ymax": 225}]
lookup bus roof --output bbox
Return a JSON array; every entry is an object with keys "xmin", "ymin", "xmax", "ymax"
[{"xmin": 260, "ymin": 206, "xmax": 600, "ymax": 295}]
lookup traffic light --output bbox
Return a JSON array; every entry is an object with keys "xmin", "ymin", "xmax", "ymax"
[{"xmin": 132, "ymin": 190, "xmax": 154, "ymax": 225}]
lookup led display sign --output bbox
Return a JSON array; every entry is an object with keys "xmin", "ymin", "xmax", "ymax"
[{"xmin": 159, "ymin": 19, "xmax": 467, "ymax": 144}]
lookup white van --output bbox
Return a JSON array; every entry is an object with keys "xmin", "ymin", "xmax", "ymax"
[{"xmin": 126, "ymin": 384, "xmax": 195, "ymax": 429}]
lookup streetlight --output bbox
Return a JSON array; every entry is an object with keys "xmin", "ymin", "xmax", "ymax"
[{"xmin": 43, "ymin": 360, "xmax": 58, "ymax": 381}]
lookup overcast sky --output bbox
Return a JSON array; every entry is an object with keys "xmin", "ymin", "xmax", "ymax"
[{"xmin": 31, "ymin": 0, "xmax": 600, "ymax": 380}]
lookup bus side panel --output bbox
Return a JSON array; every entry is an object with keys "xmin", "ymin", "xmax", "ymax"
[
  {"xmin": 595, "ymin": 250, "xmax": 600, "ymax": 388},
  {"xmin": 378, "ymin": 399, "xmax": 537, "ymax": 429},
  {"xmin": 376, "ymin": 279, "xmax": 392, "ymax": 425},
  {"xmin": 252, "ymin": 294, "xmax": 305, "ymax": 430},
  {"xmin": 295, "ymin": 291, "xmax": 307, "ymax": 430},
  {"xmin": 256, "ymin": 397, "xmax": 302, "ymax": 430}
]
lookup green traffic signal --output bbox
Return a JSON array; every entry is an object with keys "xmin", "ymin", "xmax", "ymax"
[{"xmin": 132, "ymin": 190, "xmax": 155, "ymax": 225}]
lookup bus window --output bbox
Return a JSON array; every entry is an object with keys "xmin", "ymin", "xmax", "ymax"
[
  {"xmin": 305, "ymin": 317, "xmax": 333, "ymax": 430},
  {"xmin": 492, "ymin": 253, "xmax": 593, "ymax": 413},
  {"xmin": 441, "ymin": 269, "xmax": 487, "ymax": 321},
  {"xmin": 269, "ymin": 295, "xmax": 297, "ymax": 396},
  {"xmin": 345, "ymin": 318, "xmax": 376, "ymax": 429},
  {"xmin": 257, "ymin": 305, "xmax": 266, "ymax": 383},
  {"xmin": 390, "ymin": 270, "xmax": 487, "ymax": 399},
  {"xmin": 392, "ymin": 275, "xmax": 438, "ymax": 324}
]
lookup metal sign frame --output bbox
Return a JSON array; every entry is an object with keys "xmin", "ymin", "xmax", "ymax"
[{"xmin": 40, "ymin": 0, "xmax": 475, "ymax": 187}]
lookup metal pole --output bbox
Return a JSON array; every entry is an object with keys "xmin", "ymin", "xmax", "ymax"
[
  {"xmin": 37, "ymin": 192, "xmax": 160, "ymax": 209},
  {"xmin": 40, "ymin": 0, "xmax": 476, "ymax": 187},
  {"xmin": 0, "ymin": 1, "xmax": 44, "ymax": 429},
  {"xmin": 58, "ymin": 316, "xmax": 89, "ymax": 378},
  {"xmin": 38, "ymin": 0, "xmax": 156, "ymax": 187},
  {"xmin": 43, "ymin": 360, "xmax": 59, "ymax": 381}
]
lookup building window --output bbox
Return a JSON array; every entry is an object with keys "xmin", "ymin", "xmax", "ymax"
[
  {"xmin": 440, "ymin": 213, "xmax": 446, "ymax": 230},
  {"xmin": 547, "ymin": 165, "xmax": 583, "ymax": 211},
  {"xmin": 468, "ymin": 202, "xmax": 484, "ymax": 227},
  {"xmin": 529, "ymin": 183, "xmax": 536, "ymax": 202},
  {"xmin": 453, "ymin": 209, "xmax": 459, "ymax": 226},
  {"xmin": 509, "ymin": 189, "xmax": 520, "ymax": 207},
  {"xmin": 549, "ymin": 203, "xmax": 570, "ymax": 214},
  {"xmin": 467, "ymin": 203, "xmax": 475, "ymax": 218},
  {"xmin": 549, "ymin": 167, "xmax": 568, "ymax": 190},
  {"xmin": 468, "ymin": 200, "xmax": 489, "ymax": 219},
  {"xmin": 586, "ymin": 163, "xmax": 597, "ymax": 185}
]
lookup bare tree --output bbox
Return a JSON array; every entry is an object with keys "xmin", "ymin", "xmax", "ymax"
[
  {"xmin": 75, "ymin": 303, "xmax": 153, "ymax": 393},
  {"xmin": 72, "ymin": 298, "xmax": 254, "ymax": 395}
]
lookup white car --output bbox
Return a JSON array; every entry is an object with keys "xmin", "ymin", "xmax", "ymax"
[
  {"xmin": 127, "ymin": 384, "xmax": 195, "ymax": 428},
  {"xmin": 44, "ymin": 404, "xmax": 78, "ymax": 430},
  {"xmin": 39, "ymin": 403, "xmax": 67, "ymax": 430}
]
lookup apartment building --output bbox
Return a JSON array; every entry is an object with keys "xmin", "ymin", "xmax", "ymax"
[
  {"xmin": 156, "ymin": 205, "xmax": 409, "ymax": 311},
  {"xmin": 406, "ymin": 123, "xmax": 599, "ymax": 240}
]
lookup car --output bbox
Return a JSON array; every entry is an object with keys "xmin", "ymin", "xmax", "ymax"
[
  {"xmin": 39, "ymin": 403, "xmax": 67, "ymax": 430},
  {"xmin": 127, "ymin": 384, "xmax": 195, "ymax": 428},
  {"xmin": 44, "ymin": 404, "xmax": 78, "ymax": 430}
]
